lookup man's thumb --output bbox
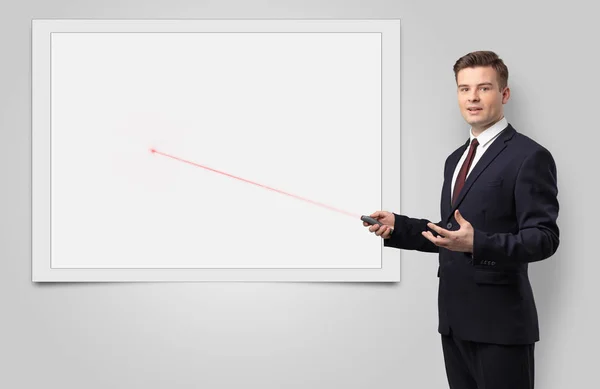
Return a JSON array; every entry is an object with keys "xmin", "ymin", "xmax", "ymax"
[
  {"xmin": 370, "ymin": 211, "xmax": 382, "ymax": 219},
  {"xmin": 455, "ymin": 209, "xmax": 463, "ymax": 222}
]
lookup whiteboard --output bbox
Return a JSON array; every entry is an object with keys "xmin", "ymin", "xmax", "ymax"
[{"xmin": 32, "ymin": 19, "xmax": 401, "ymax": 282}]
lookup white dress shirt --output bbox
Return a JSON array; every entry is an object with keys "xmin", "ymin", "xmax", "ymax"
[{"xmin": 450, "ymin": 117, "xmax": 508, "ymax": 197}]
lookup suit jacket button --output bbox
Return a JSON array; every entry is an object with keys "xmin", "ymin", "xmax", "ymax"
[{"xmin": 446, "ymin": 222, "xmax": 452, "ymax": 229}]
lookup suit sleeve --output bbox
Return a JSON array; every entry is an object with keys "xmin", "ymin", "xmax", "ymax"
[
  {"xmin": 383, "ymin": 213, "xmax": 440, "ymax": 253},
  {"xmin": 472, "ymin": 147, "xmax": 560, "ymax": 263}
]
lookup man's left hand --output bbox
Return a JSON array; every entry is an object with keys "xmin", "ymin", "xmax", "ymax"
[{"xmin": 422, "ymin": 210, "xmax": 474, "ymax": 253}]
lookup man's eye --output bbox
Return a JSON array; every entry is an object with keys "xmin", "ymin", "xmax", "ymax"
[{"xmin": 480, "ymin": 87, "xmax": 489, "ymax": 91}]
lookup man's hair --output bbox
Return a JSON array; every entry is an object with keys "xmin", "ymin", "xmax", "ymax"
[{"xmin": 453, "ymin": 51, "xmax": 509, "ymax": 90}]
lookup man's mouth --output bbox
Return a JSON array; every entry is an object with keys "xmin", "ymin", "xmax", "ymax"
[{"xmin": 467, "ymin": 107, "xmax": 482, "ymax": 112}]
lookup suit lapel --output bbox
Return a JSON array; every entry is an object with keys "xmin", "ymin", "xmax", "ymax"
[
  {"xmin": 447, "ymin": 125, "xmax": 516, "ymax": 217},
  {"xmin": 443, "ymin": 139, "xmax": 469, "ymax": 214}
]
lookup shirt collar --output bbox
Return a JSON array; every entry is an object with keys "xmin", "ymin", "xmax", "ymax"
[{"xmin": 470, "ymin": 116, "xmax": 508, "ymax": 148}]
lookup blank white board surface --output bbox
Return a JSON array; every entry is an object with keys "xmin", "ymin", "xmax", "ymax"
[{"xmin": 32, "ymin": 19, "xmax": 401, "ymax": 282}]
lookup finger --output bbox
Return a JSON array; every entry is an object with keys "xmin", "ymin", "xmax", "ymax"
[
  {"xmin": 383, "ymin": 227, "xmax": 393, "ymax": 239},
  {"xmin": 363, "ymin": 222, "xmax": 369, "ymax": 227},
  {"xmin": 422, "ymin": 230, "xmax": 435, "ymax": 243},
  {"xmin": 455, "ymin": 210, "xmax": 471, "ymax": 228},
  {"xmin": 376, "ymin": 225, "xmax": 390, "ymax": 237},
  {"xmin": 427, "ymin": 222, "xmax": 451, "ymax": 237},
  {"xmin": 382, "ymin": 226, "xmax": 392, "ymax": 237},
  {"xmin": 422, "ymin": 231, "xmax": 448, "ymax": 247},
  {"xmin": 370, "ymin": 211, "xmax": 384, "ymax": 219},
  {"xmin": 369, "ymin": 224, "xmax": 380, "ymax": 233}
]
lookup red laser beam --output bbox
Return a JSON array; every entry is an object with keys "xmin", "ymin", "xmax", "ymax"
[{"xmin": 150, "ymin": 148, "xmax": 361, "ymax": 219}]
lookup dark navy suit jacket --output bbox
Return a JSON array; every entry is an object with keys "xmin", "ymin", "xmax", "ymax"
[{"xmin": 384, "ymin": 124, "xmax": 559, "ymax": 345}]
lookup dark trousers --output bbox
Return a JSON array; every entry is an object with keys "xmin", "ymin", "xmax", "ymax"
[{"xmin": 441, "ymin": 334, "xmax": 535, "ymax": 389}]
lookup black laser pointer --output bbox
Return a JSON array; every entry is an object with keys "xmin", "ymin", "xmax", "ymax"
[
  {"xmin": 361, "ymin": 215, "xmax": 394, "ymax": 236},
  {"xmin": 361, "ymin": 215, "xmax": 383, "ymax": 226}
]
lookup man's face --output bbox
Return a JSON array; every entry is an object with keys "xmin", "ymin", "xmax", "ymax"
[{"xmin": 456, "ymin": 66, "xmax": 510, "ymax": 134}]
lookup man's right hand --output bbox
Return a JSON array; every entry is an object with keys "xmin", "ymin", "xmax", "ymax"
[{"xmin": 363, "ymin": 211, "xmax": 395, "ymax": 239}]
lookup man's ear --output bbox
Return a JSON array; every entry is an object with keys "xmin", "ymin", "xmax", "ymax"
[{"xmin": 502, "ymin": 86, "xmax": 511, "ymax": 104}]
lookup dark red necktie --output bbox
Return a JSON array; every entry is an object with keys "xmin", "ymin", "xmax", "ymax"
[{"xmin": 452, "ymin": 138, "xmax": 479, "ymax": 205}]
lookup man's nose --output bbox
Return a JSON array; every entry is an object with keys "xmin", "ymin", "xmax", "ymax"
[{"xmin": 468, "ymin": 91, "xmax": 480, "ymax": 102}]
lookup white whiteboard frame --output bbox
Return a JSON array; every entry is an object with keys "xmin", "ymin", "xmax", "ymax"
[{"xmin": 32, "ymin": 19, "xmax": 401, "ymax": 282}]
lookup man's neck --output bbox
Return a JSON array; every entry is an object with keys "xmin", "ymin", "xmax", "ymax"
[{"xmin": 471, "ymin": 115, "xmax": 504, "ymax": 137}]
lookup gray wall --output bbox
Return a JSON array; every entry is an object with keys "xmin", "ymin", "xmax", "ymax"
[{"xmin": 1, "ymin": 0, "xmax": 597, "ymax": 388}]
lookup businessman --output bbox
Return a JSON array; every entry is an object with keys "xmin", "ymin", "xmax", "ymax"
[{"xmin": 365, "ymin": 51, "xmax": 559, "ymax": 389}]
